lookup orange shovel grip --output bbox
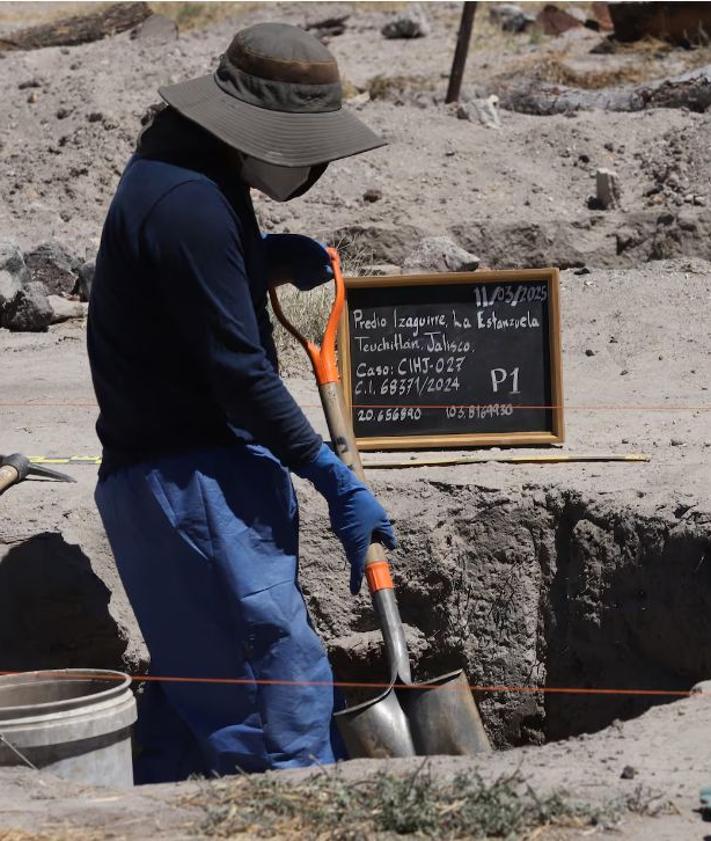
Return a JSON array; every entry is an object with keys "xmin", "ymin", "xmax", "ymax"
[
  {"xmin": 365, "ymin": 560, "xmax": 394, "ymax": 593},
  {"xmin": 269, "ymin": 247, "xmax": 345, "ymax": 386}
]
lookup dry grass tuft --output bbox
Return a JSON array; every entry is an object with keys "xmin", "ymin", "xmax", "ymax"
[
  {"xmin": 187, "ymin": 763, "xmax": 615, "ymax": 839},
  {"xmin": 340, "ymin": 77, "xmax": 363, "ymax": 101},
  {"xmin": 530, "ymin": 54, "xmax": 653, "ymax": 89},
  {"xmin": 514, "ymin": 38, "xmax": 711, "ymax": 91},
  {"xmin": 151, "ymin": 2, "xmax": 257, "ymax": 31},
  {"xmin": 0, "ymin": 830, "xmax": 103, "ymax": 841},
  {"xmin": 367, "ymin": 73, "xmax": 436, "ymax": 102}
]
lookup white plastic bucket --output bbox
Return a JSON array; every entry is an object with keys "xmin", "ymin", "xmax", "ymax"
[{"xmin": 0, "ymin": 669, "xmax": 137, "ymax": 787}]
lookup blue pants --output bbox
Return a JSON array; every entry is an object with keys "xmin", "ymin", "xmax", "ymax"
[{"xmin": 95, "ymin": 444, "xmax": 339, "ymax": 782}]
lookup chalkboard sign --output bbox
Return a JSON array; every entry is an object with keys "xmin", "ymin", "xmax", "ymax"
[{"xmin": 337, "ymin": 268, "xmax": 564, "ymax": 449}]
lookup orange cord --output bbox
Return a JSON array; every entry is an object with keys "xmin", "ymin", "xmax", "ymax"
[{"xmin": 0, "ymin": 671, "xmax": 697, "ymax": 698}]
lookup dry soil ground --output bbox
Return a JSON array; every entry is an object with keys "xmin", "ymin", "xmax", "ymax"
[{"xmin": 2, "ymin": 2, "xmax": 711, "ymax": 839}]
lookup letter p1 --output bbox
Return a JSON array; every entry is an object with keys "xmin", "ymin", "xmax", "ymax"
[{"xmin": 490, "ymin": 367, "xmax": 520, "ymax": 394}]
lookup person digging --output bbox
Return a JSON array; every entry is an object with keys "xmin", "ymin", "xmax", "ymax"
[{"xmin": 87, "ymin": 22, "xmax": 395, "ymax": 782}]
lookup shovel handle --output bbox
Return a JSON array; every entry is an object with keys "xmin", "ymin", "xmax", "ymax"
[
  {"xmin": 269, "ymin": 246, "xmax": 345, "ymax": 386},
  {"xmin": 271, "ymin": 248, "xmax": 412, "ymax": 682},
  {"xmin": 317, "ymin": 379, "xmax": 411, "ymax": 680},
  {"xmin": 269, "ymin": 249, "xmax": 392, "ymax": 591}
]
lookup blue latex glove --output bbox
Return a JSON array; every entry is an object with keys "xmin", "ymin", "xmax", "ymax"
[
  {"xmin": 294, "ymin": 443, "xmax": 397, "ymax": 594},
  {"xmin": 263, "ymin": 233, "xmax": 333, "ymax": 291}
]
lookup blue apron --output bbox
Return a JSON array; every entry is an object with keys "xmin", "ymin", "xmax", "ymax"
[{"xmin": 95, "ymin": 443, "xmax": 340, "ymax": 782}]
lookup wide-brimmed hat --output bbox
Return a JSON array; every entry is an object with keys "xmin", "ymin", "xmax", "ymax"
[{"xmin": 159, "ymin": 22, "xmax": 386, "ymax": 167}]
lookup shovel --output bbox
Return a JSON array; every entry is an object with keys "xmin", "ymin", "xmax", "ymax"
[{"xmin": 269, "ymin": 248, "xmax": 491, "ymax": 759}]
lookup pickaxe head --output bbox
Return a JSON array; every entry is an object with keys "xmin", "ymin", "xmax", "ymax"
[{"xmin": 1, "ymin": 453, "xmax": 76, "ymax": 485}]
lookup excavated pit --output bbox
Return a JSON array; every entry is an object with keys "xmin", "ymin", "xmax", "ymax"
[
  {"xmin": 1, "ymin": 480, "xmax": 709, "ymax": 753},
  {"xmin": 296, "ymin": 480, "xmax": 711, "ymax": 749}
]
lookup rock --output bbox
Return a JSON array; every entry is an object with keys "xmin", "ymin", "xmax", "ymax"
[
  {"xmin": 0, "ymin": 271, "xmax": 22, "ymax": 316},
  {"xmin": 590, "ymin": 2, "xmax": 614, "ymax": 31},
  {"xmin": 536, "ymin": 3, "xmax": 585, "ymax": 36},
  {"xmin": 363, "ymin": 188, "xmax": 383, "ymax": 203},
  {"xmin": 18, "ymin": 77, "xmax": 43, "ymax": 90},
  {"xmin": 585, "ymin": 348, "xmax": 596, "ymax": 356},
  {"xmin": 457, "ymin": 95, "xmax": 501, "ymax": 129},
  {"xmin": 2, "ymin": 282, "xmax": 53, "ymax": 332},
  {"xmin": 594, "ymin": 168, "xmax": 621, "ymax": 210},
  {"xmin": 489, "ymin": 3, "xmax": 535, "ymax": 33},
  {"xmin": 77, "ymin": 260, "xmax": 95, "ymax": 302},
  {"xmin": 620, "ymin": 764, "xmax": 637, "ymax": 779},
  {"xmin": 330, "ymin": 224, "xmax": 424, "ymax": 266},
  {"xmin": 48, "ymin": 295, "xmax": 87, "ymax": 324},
  {"xmin": 304, "ymin": 10, "xmax": 349, "ymax": 39},
  {"xmin": 382, "ymin": 5, "xmax": 430, "ymax": 39},
  {"xmin": 130, "ymin": 13, "xmax": 178, "ymax": 43},
  {"xmin": 403, "ymin": 236, "xmax": 479, "ymax": 273},
  {"xmin": 0, "ymin": 240, "xmax": 30, "ymax": 283},
  {"xmin": 610, "ymin": 1, "xmax": 711, "ymax": 47},
  {"xmin": 25, "ymin": 241, "xmax": 79, "ymax": 296},
  {"xmin": 0, "ymin": 268, "xmax": 22, "ymax": 299}
]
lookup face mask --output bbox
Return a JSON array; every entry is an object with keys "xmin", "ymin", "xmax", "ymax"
[{"xmin": 240, "ymin": 156, "xmax": 328, "ymax": 202}]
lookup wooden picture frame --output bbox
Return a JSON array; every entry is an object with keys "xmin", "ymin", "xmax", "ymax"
[{"xmin": 337, "ymin": 268, "xmax": 564, "ymax": 451}]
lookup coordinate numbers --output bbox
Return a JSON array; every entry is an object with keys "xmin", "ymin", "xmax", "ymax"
[
  {"xmin": 356, "ymin": 407, "xmax": 423, "ymax": 423},
  {"xmin": 445, "ymin": 404, "xmax": 514, "ymax": 420},
  {"xmin": 355, "ymin": 404, "xmax": 515, "ymax": 425}
]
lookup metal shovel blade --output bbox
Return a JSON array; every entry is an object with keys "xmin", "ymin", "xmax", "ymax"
[
  {"xmin": 401, "ymin": 670, "xmax": 491, "ymax": 755},
  {"xmin": 336, "ymin": 670, "xmax": 491, "ymax": 759},
  {"xmin": 335, "ymin": 683, "xmax": 416, "ymax": 759}
]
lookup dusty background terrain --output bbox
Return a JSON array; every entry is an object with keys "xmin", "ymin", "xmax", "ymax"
[{"xmin": 2, "ymin": 1, "xmax": 711, "ymax": 838}]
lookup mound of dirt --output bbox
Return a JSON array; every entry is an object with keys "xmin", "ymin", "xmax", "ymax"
[{"xmin": 0, "ymin": 2, "xmax": 710, "ymax": 287}]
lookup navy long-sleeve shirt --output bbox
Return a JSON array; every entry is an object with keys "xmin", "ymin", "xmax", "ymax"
[{"xmin": 88, "ymin": 151, "xmax": 321, "ymax": 478}]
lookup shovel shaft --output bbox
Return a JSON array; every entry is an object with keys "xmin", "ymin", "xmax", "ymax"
[
  {"xmin": 319, "ymin": 381, "xmax": 412, "ymax": 684},
  {"xmin": 271, "ymin": 249, "xmax": 412, "ymax": 684}
]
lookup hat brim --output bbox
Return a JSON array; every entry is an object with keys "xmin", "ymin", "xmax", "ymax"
[{"xmin": 159, "ymin": 74, "xmax": 386, "ymax": 167}]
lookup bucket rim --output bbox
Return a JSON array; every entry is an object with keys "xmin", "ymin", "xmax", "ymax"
[{"xmin": 0, "ymin": 669, "xmax": 132, "ymax": 718}]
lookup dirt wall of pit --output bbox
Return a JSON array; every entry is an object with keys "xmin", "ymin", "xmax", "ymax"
[
  {"xmin": 298, "ymin": 477, "xmax": 711, "ymax": 747},
  {"xmin": 2, "ymin": 466, "xmax": 709, "ymax": 750}
]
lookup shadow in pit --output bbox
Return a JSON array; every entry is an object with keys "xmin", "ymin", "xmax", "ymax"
[
  {"xmin": 0, "ymin": 532, "xmax": 127, "ymax": 672},
  {"xmin": 544, "ymin": 510, "xmax": 711, "ymax": 742}
]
